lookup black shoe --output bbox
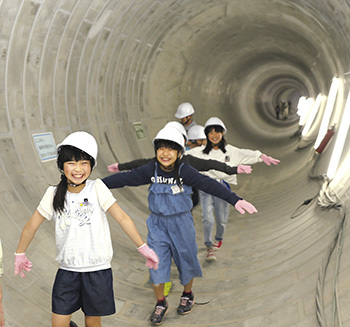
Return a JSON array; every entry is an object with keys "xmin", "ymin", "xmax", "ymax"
[
  {"xmin": 150, "ymin": 300, "xmax": 169, "ymax": 326},
  {"xmin": 177, "ymin": 295, "xmax": 195, "ymax": 315},
  {"xmin": 70, "ymin": 322, "xmax": 78, "ymax": 327}
]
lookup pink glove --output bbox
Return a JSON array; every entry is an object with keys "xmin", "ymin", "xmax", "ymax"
[
  {"xmin": 107, "ymin": 163, "xmax": 119, "ymax": 173},
  {"xmin": 234, "ymin": 200, "xmax": 258, "ymax": 214},
  {"xmin": 237, "ymin": 165, "xmax": 252, "ymax": 174},
  {"xmin": 260, "ymin": 154, "xmax": 280, "ymax": 166},
  {"xmin": 137, "ymin": 244, "xmax": 159, "ymax": 270},
  {"xmin": 14, "ymin": 253, "xmax": 33, "ymax": 278}
]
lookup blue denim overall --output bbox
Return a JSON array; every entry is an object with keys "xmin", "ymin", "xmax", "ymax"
[{"xmin": 147, "ymin": 163, "xmax": 202, "ymax": 286}]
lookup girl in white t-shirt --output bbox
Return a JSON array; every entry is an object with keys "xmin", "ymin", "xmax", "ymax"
[
  {"xmin": 14, "ymin": 131, "xmax": 158, "ymax": 327},
  {"xmin": 187, "ymin": 117, "xmax": 280, "ymax": 261}
]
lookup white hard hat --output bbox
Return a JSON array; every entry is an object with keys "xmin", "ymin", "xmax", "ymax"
[
  {"xmin": 153, "ymin": 126, "xmax": 185, "ymax": 152},
  {"xmin": 164, "ymin": 121, "xmax": 188, "ymax": 143},
  {"xmin": 204, "ymin": 117, "xmax": 227, "ymax": 134},
  {"xmin": 174, "ymin": 102, "xmax": 195, "ymax": 119},
  {"xmin": 188, "ymin": 125, "xmax": 206, "ymax": 140},
  {"xmin": 57, "ymin": 131, "xmax": 98, "ymax": 168}
]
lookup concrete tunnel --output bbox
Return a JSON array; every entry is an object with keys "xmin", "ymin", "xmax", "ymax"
[{"xmin": 2, "ymin": 0, "xmax": 350, "ymax": 326}]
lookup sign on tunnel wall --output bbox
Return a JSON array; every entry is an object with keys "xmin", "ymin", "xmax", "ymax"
[{"xmin": 32, "ymin": 132, "xmax": 57, "ymax": 162}]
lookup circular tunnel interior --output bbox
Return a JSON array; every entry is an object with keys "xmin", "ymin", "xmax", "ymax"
[{"xmin": 2, "ymin": 0, "xmax": 350, "ymax": 326}]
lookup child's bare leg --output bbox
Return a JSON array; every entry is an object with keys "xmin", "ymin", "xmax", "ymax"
[
  {"xmin": 183, "ymin": 278, "xmax": 193, "ymax": 293},
  {"xmin": 152, "ymin": 283, "xmax": 165, "ymax": 300},
  {"xmin": 150, "ymin": 283, "xmax": 168, "ymax": 325},
  {"xmin": 85, "ymin": 316, "xmax": 101, "ymax": 327},
  {"xmin": 52, "ymin": 313, "xmax": 71, "ymax": 327},
  {"xmin": 178, "ymin": 278, "xmax": 195, "ymax": 315}
]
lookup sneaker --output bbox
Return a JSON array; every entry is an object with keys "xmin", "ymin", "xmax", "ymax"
[
  {"xmin": 177, "ymin": 295, "xmax": 195, "ymax": 315},
  {"xmin": 150, "ymin": 300, "xmax": 169, "ymax": 326},
  {"xmin": 213, "ymin": 240, "xmax": 222, "ymax": 249},
  {"xmin": 70, "ymin": 322, "xmax": 78, "ymax": 327},
  {"xmin": 206, "ymin": 248, "xmax": 216, "ymax": 261}
]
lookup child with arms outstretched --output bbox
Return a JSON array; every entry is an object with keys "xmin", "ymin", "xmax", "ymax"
[
  {"xmin": 14, "ymin": 132, "xmax": 158, "ymax": 327},
  {"xmin": 102, "ymin": 126, "xmax": 257, "ymax": 326},
  {"xmin": 187, "ymin": 117, "xmax": 280, "ymax": 261}
]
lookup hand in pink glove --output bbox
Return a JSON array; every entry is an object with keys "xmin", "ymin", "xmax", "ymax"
[
  {"xmin": 237, "ymin": 165, "xmax": 252, "ymax": 174},
  {"xmin": 107, "ymin": 163, "xmax": 119, "ymax": 173},
  {"xmin": 14, "ymin": 253, "xmax": 33, "ymax": 278},
  {"xmin": 137, "ymin": 244, "xmax": 159, "ymax": 270},
  {"xmin": 260, "ymin": 154, "xmax": 280, "ymax": 166},
  {"xmin": 234, "ymin": 200, "xmax": 258, "ymax": 214}
]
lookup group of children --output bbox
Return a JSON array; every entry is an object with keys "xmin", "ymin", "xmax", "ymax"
[{"xmin": 12, "ymin": 102, "xmax": 279, "ymax": 327}]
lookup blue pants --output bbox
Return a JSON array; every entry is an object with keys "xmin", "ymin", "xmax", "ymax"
[
  {"xmin": 199, "ymin": 191, "xmax": 229, "ymax": 247},
  {"xmin": 147, "ymin": 213, "xmax": 202, "ymax": 286}
]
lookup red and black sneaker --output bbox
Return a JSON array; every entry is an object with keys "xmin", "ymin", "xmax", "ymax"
[
  {"xmin": 150, "ymin": 299, "xmax": 169, "ymax": 326},
  {"xmin": 177, "ymin": 294, "xmax": 195, "ymax": 315}
]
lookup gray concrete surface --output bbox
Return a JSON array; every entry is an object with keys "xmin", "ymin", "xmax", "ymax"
[{"xmin": 1, "ymin": 0, "xmax": 350, "ymax": 326}]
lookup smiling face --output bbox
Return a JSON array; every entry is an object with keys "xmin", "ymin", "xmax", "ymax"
[
  {"xmin": 156, "ymin": 145, "xmax": 180, "ymax": 171},
  {"xmin": 207, "ymin": 128, "xmax": 223, "ymax": 149},
  {"xmin": 64, "ymin": 159, "xmax": 91, "ymax": 192}
]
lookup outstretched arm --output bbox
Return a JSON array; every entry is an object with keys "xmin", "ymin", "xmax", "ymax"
[
  {"xmin": 16, "ymin": 210, "xmax": 45, "ymax": 254},
  {"xmin": 103, "ymin": 162, "xmax": 153, "ymax": 189},
  {"xmin": 183, "ymin": 154, "xmax": 241, "ymax": 174},
  {"xmin": 108, "ymin": 202, "xmax": 144, "ymax": 247},
  {"xmin": 108, "ymin": 157, "xmax": 155, "ymax": 172},
  {"xmin": 108, "ymin": 202, "xmax": 158, "ymax": 270},
  {"xmin": 260, "ymin": 154, "xmax": 280, "ymax": 166},
  {"xmin": 15, "ymin": 210, "xmax": 45, "ymax": 278},
  {"xmin": 182, "ymin": 164, "xmax": 257, "ymax": 214}
]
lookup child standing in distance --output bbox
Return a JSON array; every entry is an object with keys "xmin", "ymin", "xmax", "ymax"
[
  {"xmin": 14, "ymin": 131, "xmax": 158, "ymax": 327},
  {"xmin": 186, "ymin": 124, "xmax": 207, "ymax": 150},
  {"xmin": 102, "ymin": 126, "xmax": 257, "ymax": 326},
  {"xmin": 187, "ymin": 117, "xmax": 280, "ymax": 261},
  {"xmin": 174, "ymin": 102, "xmax": 196, "ymax": 133}
]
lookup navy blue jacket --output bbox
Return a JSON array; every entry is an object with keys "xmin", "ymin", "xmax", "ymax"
[{"xmin": 102, "ymin": 161, "xmax": 242, "ymax": 206}]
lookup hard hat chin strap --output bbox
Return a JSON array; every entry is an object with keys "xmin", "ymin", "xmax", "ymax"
[
  {"xmin": 60, "ymin": 172, "xmax": 89, "ymax": 188},
  {"xmin": 68, "ymin": 179, "xmax": 87, "ymax": 187}
]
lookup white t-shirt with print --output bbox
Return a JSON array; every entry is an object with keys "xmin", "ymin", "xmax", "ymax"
[
  {"xmin": 37, "ymin": 179, "xmax": 116, "ymax": 272},
  {"xmin": 187, "ymin": 144, "xmax": 262, "ymax": 185}
]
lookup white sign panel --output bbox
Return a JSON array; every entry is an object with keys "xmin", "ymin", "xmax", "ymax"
[{"xmin": 32, "ymin": 132, "xmax": 57, "ymax": 162}]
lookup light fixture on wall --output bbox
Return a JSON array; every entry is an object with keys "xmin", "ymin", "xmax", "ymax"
[
  {"xmin": 314, "ymin": 77, "xmax": 340, "ymax": 149},
  {"xmin": 297, "ymin": 96, "xmax": 314, "ymax": 126},
  {"xmin": 301, "ymin": 94, "xmax": 322, "ymax": 136},
  {"xmin": 327, "ymin": 89, "xmax": 350, "ymax": 179}
]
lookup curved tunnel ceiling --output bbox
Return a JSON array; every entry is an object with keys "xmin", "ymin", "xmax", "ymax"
[{"xmin": 2, "ymin": 0, "xmax": 350, "ymax": 326}]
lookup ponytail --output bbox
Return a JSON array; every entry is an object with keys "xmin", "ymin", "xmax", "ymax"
[{"xmin": 53, "ymin": 175, "xmax": 68, "ymax": 213}]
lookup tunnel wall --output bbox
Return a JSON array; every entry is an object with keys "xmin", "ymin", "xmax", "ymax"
[{"xmin": 2, "ymin": 1, "xmax": 350, "ymax": 326}]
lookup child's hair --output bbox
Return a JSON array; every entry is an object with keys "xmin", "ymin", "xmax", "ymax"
[
  {"xmin": 203, "ymin": 125, "xmax": 227, "ymax": 154},
  {"xmin": 53, "ymin": 145, "xmax": 95, "ymax": 213},
  {"xmin": 154, "ymin": 139, "xmax": 183, "ymax": 189}
]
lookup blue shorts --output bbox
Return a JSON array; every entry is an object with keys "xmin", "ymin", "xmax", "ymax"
[{"xmin": 52, "ymin": 268, "xmax": 115, "ymax": 316}]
